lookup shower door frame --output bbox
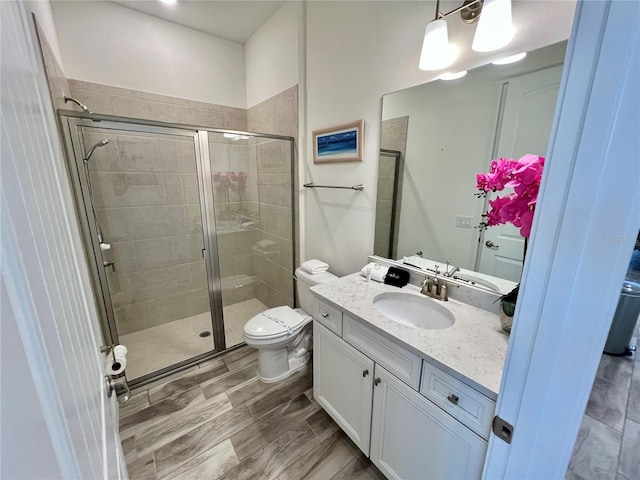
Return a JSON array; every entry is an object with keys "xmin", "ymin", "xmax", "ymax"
[{"xmin": 59, "ymin": 112, "xmax": 296, "ymax": 387}]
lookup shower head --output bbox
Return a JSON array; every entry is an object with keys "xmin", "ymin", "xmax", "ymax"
[{"xmin": 83, "ymin": 139, "xmax": 109, "ymax": 163}]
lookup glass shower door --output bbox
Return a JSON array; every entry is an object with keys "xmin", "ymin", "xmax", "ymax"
[
  {"xmin": 72, "ymin": 122, "xmax": 217, "ymax": 381},
  {"xmin": 207, "ymin": 132, "xmax": 295, "ymax": 348}
]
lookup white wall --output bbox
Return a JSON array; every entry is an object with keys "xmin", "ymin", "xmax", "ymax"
[
  {"xmin": 304, "ymin": 1, "xmax": 574, "ymax": 276},
  {"xmin": 51, "ymin": 1, "xmax": 246, "ymax": 107},
  {"xmin": 245, "ymin": 2, "xmax": 299, "ymax": 108},
  {"xmin": 25, "ymin": 0, "xmax": 63, "ymax": 68}
]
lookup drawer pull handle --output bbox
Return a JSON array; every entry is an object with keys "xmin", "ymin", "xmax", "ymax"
[
  {"xmin": 321, "ymin": 312, "xmax": 329, "ymax": 318},
  {"xmin": 362, "ymin": 369, "xmax": 369, "ymax": 377},
  {"xmin": 374, "ymin": 378, "xmax": 381, "ymax": 386},
  {"xmin": 447, "ymin": 393, "xmax": 459, "ymax": 405}
]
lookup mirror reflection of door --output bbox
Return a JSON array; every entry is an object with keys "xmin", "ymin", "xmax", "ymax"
[{"xmin": 477, "ymin": 66, "xmax": 563, "ymax": 281}]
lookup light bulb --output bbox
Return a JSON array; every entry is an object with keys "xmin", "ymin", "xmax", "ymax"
[
  {"xmin": 419, "ymin": 19, "xmax": 459, "ymax": 71},
  {"xmin": 472, "ymin": 0, "xmax": 514, "ymax": 53}
]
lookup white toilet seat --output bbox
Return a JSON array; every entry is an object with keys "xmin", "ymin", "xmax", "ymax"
[{"xmin": 244, "ymin": 306, "xmax": 311, "ymax": 342}]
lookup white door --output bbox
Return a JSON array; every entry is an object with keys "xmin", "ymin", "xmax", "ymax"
[
  {"xmin": 370, "ymin": 365, "xmax": 487, "ymax": 480},
  {"xmin": 313, "ymin": 321, "xmax": 375, "ymax": 455},
  {"xmin": 0, "ymin": 1, "xmax": 125, "ymax": 478},
  {"xmin": 483, "ymin": 1, "xmax": 640, "ymax": 477},
  {"xmin": 477, "ymin": 66, "xmax": 563, "ymax": 281}
]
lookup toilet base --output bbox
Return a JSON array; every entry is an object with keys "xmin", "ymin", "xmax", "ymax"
[{"xmin": 257, "ymin": 351, "xmax": 310, "ymax": 383}]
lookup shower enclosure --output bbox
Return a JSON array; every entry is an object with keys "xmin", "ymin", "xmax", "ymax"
[{"xmin": 60, "ymin": 113, "xmax": 295, "ymax": 386}]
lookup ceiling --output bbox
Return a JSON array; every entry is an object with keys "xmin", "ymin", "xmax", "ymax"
[
  {"xmin": 110, "ymin": 0, "xmax": 285, "ymax": 44},
  {"xmin": 109, "ymin": 0, "xmax": 576, "ymax": 65}
]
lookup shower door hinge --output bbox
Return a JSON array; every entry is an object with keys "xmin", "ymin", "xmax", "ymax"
[
  {"xmin": 201, "ymin": 248, "xmax": 206, "ymax": 258},
  {"xmin": 492, "ymin": 416, "xmax": 514, "ymax": 444}
]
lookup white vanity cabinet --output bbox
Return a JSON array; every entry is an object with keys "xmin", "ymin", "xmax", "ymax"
[
  {"xmin": 313, "ymin": 305, "xmax": 491, "ymax": 480},
  {"xmin": 370, "ymin": 365, "xmax": 487, "ymax": 480},
  {"xmin": 313, "ymin": 320, "xmax": 374, "ymax": 453}
]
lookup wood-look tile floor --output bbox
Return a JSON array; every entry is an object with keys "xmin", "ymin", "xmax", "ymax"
[{"xmin": 120, "ymin": 345, "xmax": 386, "ymax": 480}]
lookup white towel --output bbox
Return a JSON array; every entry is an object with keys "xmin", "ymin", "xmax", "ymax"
[
  {"xmin": 360, "ymin": 262, "xmax": 388, "ymax": 283},
  {"xmin": 301, "ymin": 259, "xmax": 329, "ymax": 274}
]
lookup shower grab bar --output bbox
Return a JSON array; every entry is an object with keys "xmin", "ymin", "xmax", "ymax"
[{"xmin": 303, "ymin": 183, "xmax": 364, "ymax": 191}]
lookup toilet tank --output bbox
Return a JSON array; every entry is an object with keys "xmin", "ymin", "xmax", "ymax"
[{"xmin": 295, "ymin": 267, "xmax": 337, "ymax": 315}]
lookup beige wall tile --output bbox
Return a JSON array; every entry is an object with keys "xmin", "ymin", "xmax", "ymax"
[
  {"xmin": 256, "ymin": 140, "xmax": 291, "ymax": 175},
  {"xmin": 111, "ymin": 242, "xmax": 138, "ymax": 274},
  {"xmin": 225, "ymin": 113, "xmax": 247, "ymax": 131},
  {"xmin": 258, "ymin": 177, "xmax": 292, "ymax": 208},
  {"xmin": 97, "ymin": 208, "xmax": 131, "ymax": 241},
  {"xmin": 68, "ymin": 88, "xmax": 113, "ymax": 115},
  {"xmin": 258, "ymin": 204, "xmax": 292, "ymax": 240}
]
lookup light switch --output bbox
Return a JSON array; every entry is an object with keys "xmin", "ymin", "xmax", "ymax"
[{"xmin": 456, "ymin": 215, "xmax": 473, "ymax": 228}]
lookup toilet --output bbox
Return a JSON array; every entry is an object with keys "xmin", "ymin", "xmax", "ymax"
[{"xmin": 243, "ymin": 265, "xmax": 337, "ymax": 383}]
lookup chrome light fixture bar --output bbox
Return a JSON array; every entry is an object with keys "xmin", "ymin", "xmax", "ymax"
[{"xmin": 419, "ymin": 0, "xmax": 514, "ymax": 71}]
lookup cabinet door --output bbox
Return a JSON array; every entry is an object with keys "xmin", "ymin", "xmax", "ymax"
[
  {"xmin": 371, "ymin": 365, "xmax": 487, "ymax": 480},
  {"xmin": 313, "ymin": 320, "xmax": 374, "ymax": 455}
]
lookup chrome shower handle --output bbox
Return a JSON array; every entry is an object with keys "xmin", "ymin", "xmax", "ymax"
[{"xmin": 103, "ymin": 261, "xmax": 115, "ymax": 272}]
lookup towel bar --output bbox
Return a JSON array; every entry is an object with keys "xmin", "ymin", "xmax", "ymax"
[{"xmin": 303, "ymin": 183, "xmax": 364, "ymax": 191}]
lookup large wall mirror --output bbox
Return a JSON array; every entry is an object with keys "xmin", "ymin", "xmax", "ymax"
[{"xmin": 375, "ymin": 41, "xmax": 567, "ymax": 293}]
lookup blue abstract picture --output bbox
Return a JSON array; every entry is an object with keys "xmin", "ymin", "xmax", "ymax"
[
  {"xmin": 313, "ymin": 120, "xmax": 363, "ymax": 163},
  {"xmin": 317, "ymin": 130, "xmax": 358, "ymax": 157}
]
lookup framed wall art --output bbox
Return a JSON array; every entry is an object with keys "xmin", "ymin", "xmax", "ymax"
[{"xmin": 312, "ymin": 120, "xmax": 364, "ymax": 164}]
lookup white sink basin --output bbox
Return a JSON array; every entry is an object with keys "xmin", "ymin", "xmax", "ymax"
[{"xmin": 373, "ymin": 292, "xmax": 455, "ymax": 330}]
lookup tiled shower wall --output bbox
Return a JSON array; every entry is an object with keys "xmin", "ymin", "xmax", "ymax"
[
  {"xmin": 247, "ymin": 86, "xmax": 299, "ymax": 309},
  {"xmin": 85, "ymin": 129, "xmax": 210, "ymax": 335},
  {"xmin": 210, "ymin": 133, "xmax": 295, "ymax": 310},
  {"xmin": 69, "ymin": 79, "xmax": 247, "ymax": 131},
  {"xmin": 376, "ymin": 116, "xmax": 409, "ymax": 259}
]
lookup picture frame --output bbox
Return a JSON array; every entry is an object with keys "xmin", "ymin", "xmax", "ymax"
[{"xmin": 312, "ymin": 120, "xmax": 364, "ymax": 164}]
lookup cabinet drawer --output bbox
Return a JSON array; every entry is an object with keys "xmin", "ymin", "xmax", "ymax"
[
  {"xmin": 313, "ymin": 299, "xmax": 343, "ymax": 336},
  {"xmin": 343, "ymin": 313, "xmax": 421, "ymax": 390},
  {"xmin": 420, "ymin": 360, "xmax": 496, "ymax": 440}
]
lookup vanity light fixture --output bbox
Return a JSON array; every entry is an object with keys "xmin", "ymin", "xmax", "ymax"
[
  {"xmin": 492, "ymin": 52, "xmax": 527, "ymax": 65},
  {"xmin": 439, "ymin": 70, "xmax": 468, "ymax": 80},
  {"xmin": 419, "ymin": 18, "xmax": 459, "ymax": 70},
  {"xmin": 159, "ymin": 0, "xmax": 177, "ymax": 4},
  {"xmin": 419, "ymin": 0, "xmax": 515, "ymax": 71}
]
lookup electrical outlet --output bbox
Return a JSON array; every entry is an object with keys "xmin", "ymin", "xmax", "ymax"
[{"xmin": 456, "ymin": 215, "xmax": 473, "ymax": 228}]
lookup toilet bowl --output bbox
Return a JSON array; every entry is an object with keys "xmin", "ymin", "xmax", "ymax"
[{"xmin": 243, "ymin": 265, "xmax": 337, "ymax": 383}]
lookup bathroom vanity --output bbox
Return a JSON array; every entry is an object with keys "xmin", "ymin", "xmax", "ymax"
[{"xmin": 310, "ymin": 274, "xmax": 508, "ymax": 479}]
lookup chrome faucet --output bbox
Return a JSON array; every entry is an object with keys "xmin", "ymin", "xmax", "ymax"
[
  {"xmin": 444, "ymin": 261, "xmax": 460, "ymax": 278},
  {"xmin": 421, "ymin": 275, "xmax": 449, "ymax": 301}
]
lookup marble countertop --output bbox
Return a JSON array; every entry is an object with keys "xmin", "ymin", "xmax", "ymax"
[{"xmin": 311, "ymin": 273, "xmax": 509, "ymax": 400}]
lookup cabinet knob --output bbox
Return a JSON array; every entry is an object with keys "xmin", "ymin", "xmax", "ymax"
[
  {"xmin": 321, "ymin": 312, "xmax": 329, "ymax": 318},
  {"xmin": 374, "ymin": 378, "xmax": 381, "ymax": 386},
  {"xmin": 362, "ymin": 369, "xmax": 369, "ymax": 377},
  {"xmin": 447, "ymin": 393, "xmax": 459, "ymax": 405}
]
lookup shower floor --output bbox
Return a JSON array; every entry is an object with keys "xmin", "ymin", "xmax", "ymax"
[{"xmin": 120, "ymin": 298, "xmax": 268, "ymax": 380}]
